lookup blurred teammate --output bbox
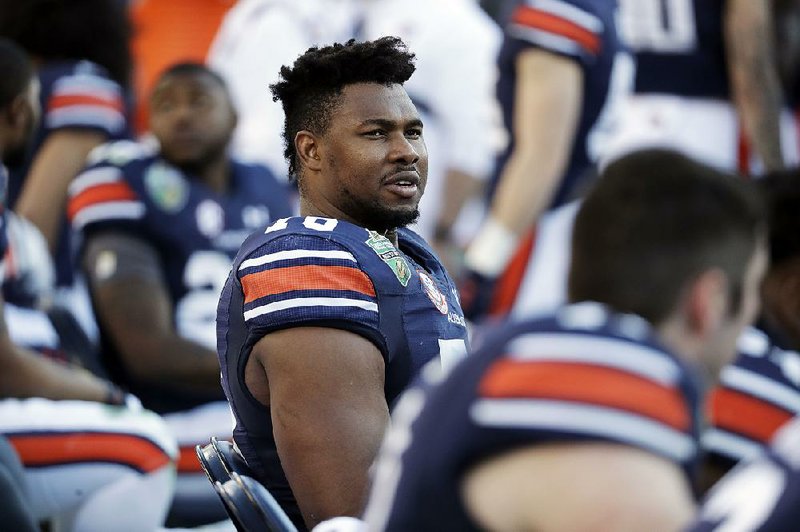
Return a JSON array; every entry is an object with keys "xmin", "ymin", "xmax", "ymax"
[
  {"xmin": 704, "ymin": 169, "xmax": 800, "ymax": 479},
  {"xmin": 608, "ymin": 0, "xmax": 790, "ymax": 172},
  {"xmin": 364, "ymin": 149, "xmax": 767, "ymax": 531},
  {"xmin": 216, "ymin": 37, "xmax": 468, "ymax": 530},
  {"xmin": 0, "ymin": 0, "xmax": 134, "ymax": 335},
  {"xmin": 0, "ymin": 37, "xmax": 176, "ymax": 532},
  {"xmin": 460, "ymin": 0, "xmax": 633, "ymax": 319},
  {"xmin": 69, "ymin": 62, "xmax": 292, "ymax": 525}
]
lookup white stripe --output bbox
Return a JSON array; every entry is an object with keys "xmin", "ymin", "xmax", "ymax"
[
  {"xmin": 53, "ymin": 75, "xmax": 121, "ymax": 99},
  {"xmin": 721, "ymin": 366, "xmax": 800, "ymax": 414},
  {"xmin": 528, "ymin": 0, "xmax": 603, "ymax": 33},
  {"xmin": 508, "ymin": 25, "xmax": 586, "ymax": 57},
  {"xmin": 507, "ymin": 333, "xmax": 681, "ymax": 385},
  {"xmin": 239, "ymin": 249, "xmax": 357, "ymax": 271},
  {"xmin": 244, "ymin": 297, "xmax": 377, "ymax": 321},
  {"xmin": 471, "ymin": 399, "xmax": 696, "ymax": 462},
  {"xmin": 72, "ymin": 201, "xmax": 145, "ymax": 229},
  {"xmin": 702, "ymin": 428, "xmax": 763, "ymax": 462},
  {"xmin": 47, "ymin": 107, "xmax": 125, "ymax": 132},
  {"xmin": 69, "ymin": 166, "xmax": 123, "ymax": 196}
]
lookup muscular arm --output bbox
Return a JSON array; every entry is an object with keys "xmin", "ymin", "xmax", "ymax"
[
  {"xmin": 15, "ymin": 130, "xmax": 107, "ymax": 252},
  {"xmin": 462, "ymin": 442, "xmax": 696, "ymax": 532},
  {"xmin": 0, "ymin": 297, "xmax": 111, "ymax": 401},
  {"xmin": 725, "ymin": 0, "xmax": 785, "ymax": 172},
  {"xmin": 83, "ymin": 232, "xmax": 222, "ymax": 392},
  {"xmin": 465, "ymin": 49, "xmax": 582, "ymax": 276},
  {"xmin": 251, "ymin": 326, "xmax": 389, "ymax": 529}
]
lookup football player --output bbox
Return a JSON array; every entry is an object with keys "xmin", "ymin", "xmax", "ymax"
[
  {"xmin": 216, "ymin": 37, "xmax": 469, "ymax": 530},
  {"xmin": 69, "ymin": 62, "xmax": 293, "ymax": 525},
  {"xmin": 363, "ymin": 149, "xmax": 767, "ymax": 531}
]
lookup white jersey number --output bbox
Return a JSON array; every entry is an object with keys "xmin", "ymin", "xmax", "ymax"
[
  {"xmin": 618, "ymin": 0, "xmax": 697, "ymax": 53},
  {"xmin": 176, "ymin": 251, "xmax": 232, "ymax": 350}
]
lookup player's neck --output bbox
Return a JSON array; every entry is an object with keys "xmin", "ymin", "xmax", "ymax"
[
  {"xmin": 175, "ymin": 155, "xmax": 230, "ymax": 194},
  {"xmin": 299, "ymin": 196, "xmax": 399, "ymax": 246}
]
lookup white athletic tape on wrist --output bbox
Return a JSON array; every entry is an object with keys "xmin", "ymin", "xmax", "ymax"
[{"xmin": 464, "ymin": 218, "xmax": 518, "ymax": 277}]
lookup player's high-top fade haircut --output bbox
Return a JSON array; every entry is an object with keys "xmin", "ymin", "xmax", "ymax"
[
  {"xmin": 0, "ymin": 38, "xmax": 33, "ymax": 109},
  {"xmin": 270, "ymin": 36, "xmax": 416, "ymax": 180},
  {"xmin": 569, "ymin": 149, "xmax": 765, "ymax": 325}
]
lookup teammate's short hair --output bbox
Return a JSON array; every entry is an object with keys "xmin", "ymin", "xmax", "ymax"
[
  {"xmin": 270, "ymin": 37, "xmax": 416, "ymax": 179},
  {"xmin": 569, "ymin": 149, "xmax": 764, "ymax": 325},
  {"xmin": 154, "ymin": 62, "xmax": 230, "ymax": 93},
  {"xmin": 0, "ymin": 38, "xmax": 33, "ymax": 109},
  {"xmin": 758, "ymin": 167, "xmax": 800, "ymax": 267}
]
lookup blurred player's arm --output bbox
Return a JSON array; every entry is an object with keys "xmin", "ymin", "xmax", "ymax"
[
  {"xmin": 725, "ymin": 0, "xmax": 784, "ymax": 172},
  {"xmin": 83, "ymin": 231, "xmax": 222, "ymax": 393},
  {"xmin": 15, "ymin": 130, "xmax": 106, "ymax": 252},
  {"xmin": 464, "ymin": 49, "xmax": 581, "ymax": 279},
  {"xmin": 0, "ymin": 296, "xmax": 119, "ymax": 402},
  {"xmin": 463, "ymin": 442, "xmax": 695, "ymax": 531},
  {"xmin": 251, "ymin": 326, "xmax": 389, "ymax": 529}
]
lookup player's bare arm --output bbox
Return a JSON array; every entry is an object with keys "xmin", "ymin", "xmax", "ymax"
[
  {"xmin": 249, "ymin": 326, "xmax": 388, "ymax": 529},
  {"xmin": 15, "ymin": 129, "xmax": 106, "ymax": 252},
  {"xmin": 84, "ymin": 231, "xmax": 223, "ymax": 392},
  {"xmin": 725, "ymin": 0, "xmax": 784, "ymax": 172},
  {"xmin": 463, "ymin": 443, "xmax": 696, "ymax": 532}
]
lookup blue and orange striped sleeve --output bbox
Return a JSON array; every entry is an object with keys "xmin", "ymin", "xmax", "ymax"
[
  {"xmin": 68, "ymin": 165, "xmax": 145, "ymax": 232},
  {"xmin": 507, "ymin": 0, "xmax": 604, "ymax": 64},
  {"xmin": 46, "ymin": 64, "xmax": 126, "ymax": 136},
  {"xmin": 238, "ymin": 234, "xmax": 383, "ymax": 347}
]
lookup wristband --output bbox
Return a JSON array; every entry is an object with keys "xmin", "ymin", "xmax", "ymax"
[{"xmin": 464, "ymin": 217, "xmax": 518, "ymax": 277}]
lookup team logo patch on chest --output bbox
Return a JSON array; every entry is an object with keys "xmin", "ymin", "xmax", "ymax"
[
  {"xmin": 144, "ymin": 162, "xmax": 189, "ymax": 213},
  {"xmin": 418, "ymin": 270, "xmax": 448, "ymax": 315},
  {"xmin": 365, "ymin": 231, "xmax": 411, "ymax": 286}
]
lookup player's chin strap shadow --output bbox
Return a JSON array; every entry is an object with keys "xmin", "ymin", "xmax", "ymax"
[{"xmin": 196, "ymin": 437, "xmax": 298, "ymax": 532}]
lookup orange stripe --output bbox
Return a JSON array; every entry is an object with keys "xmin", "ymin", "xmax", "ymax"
[
  {"xmin": 489, "ymin": 229, "xmax": 536, "ymax": 317},
  {"xmin": 513, "ymin": 6, "xmax": 601, "ymax": 55},
  {"xmin": 49, "ymin": 94, "xmax": 124, "ymax": 113},
  {"xmin": 709, "ymin": 388, "xmax": 793, "ymax": 443},
  {"xmin": 177, "ymin": 445, "xmax": 204, "ymax": 473},
  {"xmin": 10, "ymin": 433, "xmax": 170, "ymax": 473},
  {"xmin": 242, "ymin": 265, "xmax": 376, "ymax": 303},
  {"xmin": 67, "ymin": 182, "xmax": 138, "ymax": 221},
  {"xmin": 480, "ymin": 360, "xmax": 690, "ymax": 430}
]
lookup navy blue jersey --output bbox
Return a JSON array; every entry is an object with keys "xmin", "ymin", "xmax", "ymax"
[
  {"xmin": 690, "ymin": 417, "xmax": 800, "ymax": 532},
  {"xmin": 618, "ymin": 0, "xmax": 729, "ymax": 98},
  {"xmin": 8, "ymin": 60, "xmax": 132, "ymax": 287},
  {"xmin": 69, "ymin": 140, "xmax": 292, "ymax": 413},
  {"xmin": 492, "ymin": 0, "xmax": 629, "ymax": 207},
  {"xmin": 705, "ymin": 327, "xmax": 800, "ymax": 469},
  {"xmin": 0, "ymin": 167, "xmax": 8, "ymax": 278},
  {"xmin": 216, "ymin": 216, "xmax": 468, "ymax": 529},
  {"xmin": 364, "ymin": 303, "xmax": 703, "ymax": 531}
]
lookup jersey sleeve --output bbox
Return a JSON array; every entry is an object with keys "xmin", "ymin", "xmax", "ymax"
[
  {"xmin": 45, "ymin": 62, "xmax": 126, "ymax": 136},
  {"xmin": 67, "ymin": 163, "xmax": 146, "ymax": 235},
  {"xmin": 507, "ymin": 0, "xmax": 605, "ymax": 66},
  {"xmin": 237, "ymin": 233, "xmax": 385, "ymax": 354},
  {"xmin": 704, "ymin": 329, "xmax": 800, "ymax": 465},
  {"xmin": 470, "ymin": 332, "xmax": 697, "ymax": 465}
]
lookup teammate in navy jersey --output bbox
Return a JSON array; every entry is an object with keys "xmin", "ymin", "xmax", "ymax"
[
  {"xmin": 460, "ymin": 0, "xmax": 633, "ymax": 320},
  {"xmin": 216, "ymin": 37, "xmax": 468, "ymax": 530},
  {"xmin": 704, "ymin": 170, "xmax": 800, "ymax": 479},
  {"xmin": 70, "ymin": 62, "xmax": 292, "ymax": 526},
  {"xmin": 0, "ymin": 0, "xmax": 133, "ymax": 291},
  {"xmin": 609, "ymin": 0, "xmax": 787, "ymax": 173},
  {"xmin": 363, "ymin": 149, "xmax": 767, "ymax": 531},
  {"xmin": 690, "ymin": 417, "xmax": 800, "ymax": 532},
  {"xmin": 0, "ymin": 38, "xmax": 177, "ymax": 532}
]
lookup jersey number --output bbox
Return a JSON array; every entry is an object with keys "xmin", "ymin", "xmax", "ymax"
[
  {"xmin": 618, "ymin": 0, "xmax": 697, "ymax": 53},
  {"xmin": 176, "ymin": 251, "xmax": 232, "ymax": 350}
]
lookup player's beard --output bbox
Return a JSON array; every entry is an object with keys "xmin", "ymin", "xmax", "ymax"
[{"xmin": 338, "ymin": 183, "xmax": 420, "ymax": 234}]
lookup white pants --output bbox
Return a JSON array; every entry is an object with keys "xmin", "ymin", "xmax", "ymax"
[{"xmin": 0, "ymin": 398, "xmax": 177, "ymax": 531}]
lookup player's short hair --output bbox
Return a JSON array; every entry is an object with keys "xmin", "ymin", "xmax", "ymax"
[
  {"xmin": 569, "ymin": 149, "xmax": 764, "ymax": 325},
  {"xmin": 0, "ymin": 38, "xmax": 33, "ymax": 109},
  {"xmin": 758, "ymin": 168, "xmax": 800, "ymax": 267},
  {"xmin": 0, "ymin": 0, "xmax": 131, "ymax": 87},
  {"xmin": 154, "ymin": 62, "xmax": 230, "ymax": 93},
  {"xmin": 270, "ymin": 36, "xmax": 416, "ymax": 179}
]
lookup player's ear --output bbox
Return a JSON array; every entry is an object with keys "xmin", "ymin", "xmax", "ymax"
[
  {"xmin": 295, "ymin": 130, "xmax": 322, "ymax": 172},
  {"xmin": 685, "ymin": 268, "xmax": 728, "ymax": 338}
]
